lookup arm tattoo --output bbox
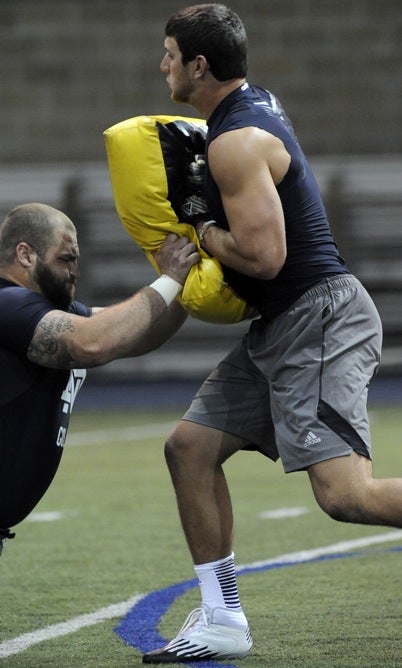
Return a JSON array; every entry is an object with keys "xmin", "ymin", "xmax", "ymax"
[{"xmin": 28, "ymin": 312, "xmax": 77, "ymax": 368}]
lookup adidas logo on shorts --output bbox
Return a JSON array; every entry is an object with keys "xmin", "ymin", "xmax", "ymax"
[{"xmin": 304, "ymin": 430, "xmax": 322, "ymax": 446}]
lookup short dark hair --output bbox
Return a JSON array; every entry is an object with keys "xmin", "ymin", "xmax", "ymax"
[
  {"xmin": 0, "ymin": 203, "xmax": 58, "ymax": 265},
  {"xmin": 165, "ymin": 3, "xmax": 248, "ymax": 81}
]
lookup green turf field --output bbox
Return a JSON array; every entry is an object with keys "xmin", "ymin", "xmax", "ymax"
[{"xmin": 0, "ymin": 405, "xmax": 401, "ymax": 667}]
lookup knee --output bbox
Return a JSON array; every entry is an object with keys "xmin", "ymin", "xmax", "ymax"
[
  {"xmin": 164, "ymin": 423, "xmax": 222, "ymax": 475},
  {"xmin": 313, "ymin": 486, "xmax": 364, "ymax": 523},
  {"xmin": 308, "ymin": 455, "xmax": 376, "ymax": 523},
  {"xmin": 164, "ymin": 431, "xmax": 182, "ymax": 467},
  {"xmin": 317, "ymin": 493, "xmax": 352, "ymax": 523},
  {"xmin": 164, "ymin": 429, "xmax": 197, "ymax": 471}
]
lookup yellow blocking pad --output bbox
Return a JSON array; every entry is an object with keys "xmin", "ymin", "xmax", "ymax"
[{"xmin": 104, "ymin": 114, "xmax": 252, "ymax": 324}]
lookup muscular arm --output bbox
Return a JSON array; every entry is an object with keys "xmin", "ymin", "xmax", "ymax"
[
  {"xmin": 26, "ymin": 233, "xmax": 196, "ymax": 369},
  {"xmin": 202, "ymin": 127, "xmax": 289, "ymax": 279},
  {"xmin": 27, "ymin": 290, "xmax": 188, "ymax": 369}
]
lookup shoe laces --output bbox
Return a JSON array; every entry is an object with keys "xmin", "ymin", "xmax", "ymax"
[{"xmin": 178, "ymin": 607, "xmax": 210, "ymax": 636}]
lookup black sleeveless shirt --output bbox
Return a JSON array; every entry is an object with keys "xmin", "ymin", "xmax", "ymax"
[
  {"xmin": 0, "ymin": 278, "xmax": 90, "ymax": 528},
  {"xmin": 205, "ymin": 83, "xmax": 348, "ymax": 320}
]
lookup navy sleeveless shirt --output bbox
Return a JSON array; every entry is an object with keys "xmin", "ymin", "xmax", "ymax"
[
  {"xmin": 0, "ymin": 278, "xmax": 90, "ymax": 528},
  {"xmin": 205, "ymin": 83, "xmax": 348, "ymax": 320}
]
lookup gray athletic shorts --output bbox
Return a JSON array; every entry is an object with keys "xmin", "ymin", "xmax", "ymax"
[{"xmin": 183, "ymin": 275, "xmax": 383, "ymax": 472}]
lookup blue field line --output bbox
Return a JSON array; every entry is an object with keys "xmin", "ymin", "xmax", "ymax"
[{"xmin": 114, "ymin": 545, "xmax": 402, "ymax": 668}]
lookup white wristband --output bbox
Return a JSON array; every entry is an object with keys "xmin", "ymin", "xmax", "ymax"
[{"xmin": 149, "ymin": 274, "xmax": 183, "ymax": 306}]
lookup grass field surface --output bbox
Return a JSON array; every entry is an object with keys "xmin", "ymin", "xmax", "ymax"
[{"xmin": 0, "ymin": 404, "xmax": 401, "ymax": 667}]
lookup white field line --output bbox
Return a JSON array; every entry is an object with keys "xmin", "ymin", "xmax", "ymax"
[
  {"xmin": 259, "ymin": 507, "xmax": 310, "ymax": 519},
  {"xmin": 66, "ymin": 421, "xmax": 176, "ymax": 447},
  {"xmin": 0, "ymin": 531, "xmax": 401, "ymax": 658},
  {"xmin": 25, "ymin": 510, "xmax": 78, "ymax": 523},
  {"xmin": 0, "ymin": 595, "xmax": 145, "ymax": 658},
  {"xmin": 236, "ymin": 530, "xmax": 402, "ymax": 571}
]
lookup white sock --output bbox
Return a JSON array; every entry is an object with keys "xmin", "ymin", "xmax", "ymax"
[{"xmin": 194, "ymin": 552, "xmax": 248, "ymax": 628}]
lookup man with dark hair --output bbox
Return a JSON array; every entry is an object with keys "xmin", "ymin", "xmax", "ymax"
[
  {"xmin": 142, "ymin": 3, "xmax": 402, "ymax": 664},
  {"xmin": 0, "ymin": 202, "xmax": 198, "ymax": 553}
]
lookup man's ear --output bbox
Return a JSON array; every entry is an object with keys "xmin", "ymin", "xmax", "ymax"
[
  {"xmin": 194, "ymin": 55, "xmax": 209, "ymax": 77},
  {"xmin": 16, "ymin": 242, "xmax": 35, "ymax": 268}
]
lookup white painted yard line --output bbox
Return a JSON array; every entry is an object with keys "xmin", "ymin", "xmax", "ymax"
[
  {"xmin": 0, "ymin": 530, "xmax": 401, "ymax": 658},
  {"xmin": 25, "ymin": 511, "xmax": 78, "ymax": 523},
  {"xmin": 259, "ymin": 507, "xmax": 310, "ymax": 519},
  {"xmin": 237, "ymin": 530, "xmax": 402, "ymax": 571},
  {"xmin": 0, "ymin": 595, "xmax": 145, "ymax": 658},
  {"xmin": 66, "ymin": 421, "xmax": 176, "ymax": 447}
]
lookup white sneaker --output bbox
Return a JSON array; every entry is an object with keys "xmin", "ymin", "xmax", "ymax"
[{"xmin": 142, "ymin": 606, "xmax": 253, "ymax": 664}]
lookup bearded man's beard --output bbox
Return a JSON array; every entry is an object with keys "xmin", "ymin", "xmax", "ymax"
[{"xmin": 35, "ymin": 260, "xmax": 75, "ymax": 310}]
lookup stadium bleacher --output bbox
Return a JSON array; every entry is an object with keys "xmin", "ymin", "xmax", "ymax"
[{"xmin": 0, "ymin": 155, "xmax": 401, "ymax": 380}]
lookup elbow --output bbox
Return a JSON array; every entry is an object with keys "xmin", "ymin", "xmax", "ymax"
[
  {"xmin": 252, "ymin": 250, "xmax": 286, "ymax": 280},
  {"xmin": 71, "ymin": 341, "xmax": 113, "ymax": 368},
  {"xmin": 256, "ymin": 264, "xmax": 283, "ymax": 280}
]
